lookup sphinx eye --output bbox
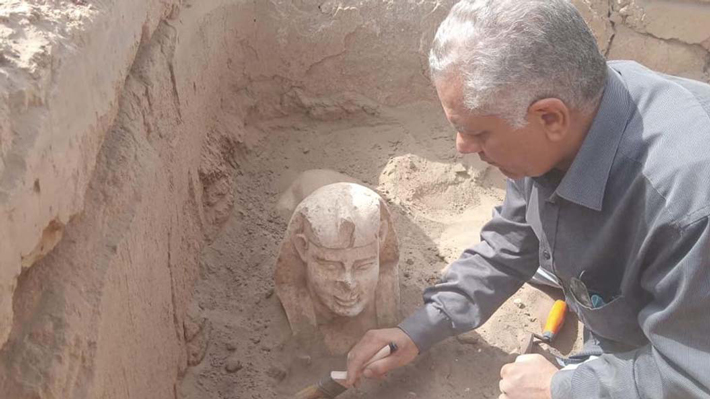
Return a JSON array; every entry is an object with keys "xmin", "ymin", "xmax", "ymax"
[
  {"xmin": 316, "ymin": 259, "xmax": 340, "ymax": 272},
  {"xmin": 355, "ymin": 262, "xmax": 375, "ymax": 271}
]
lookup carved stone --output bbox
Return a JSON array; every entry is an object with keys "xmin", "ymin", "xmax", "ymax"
[
  {"xmin": 274, "ymin": 183, "xmax": 400, "ymax": 355},
  {"xmin": 276, "ymin": 169, "xmax": 363, "ymax": 221}
]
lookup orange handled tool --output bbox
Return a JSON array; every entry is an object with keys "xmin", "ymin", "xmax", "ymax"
[
  {"xmin": 521, "ymin": 299, "xmax": 568, "ymax": 354},
  {"xmin": 541, "ymin": 300, "xmax": 567, "ymax": 342}
]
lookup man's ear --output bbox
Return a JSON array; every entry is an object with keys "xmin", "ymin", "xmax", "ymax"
[
  {"xmin": 528, "ymin": 98, "xmax": 570, "ymax": 142},
  {"xmin": 292, "ymin": 233, "xmax": 309, "ymax": 262}
]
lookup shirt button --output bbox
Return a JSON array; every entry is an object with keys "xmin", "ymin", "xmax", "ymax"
[{"xmin": 542, "ymin": 250, "xmax": 551, "ymax": 260}]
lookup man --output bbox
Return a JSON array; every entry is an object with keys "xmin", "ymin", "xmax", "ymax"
[{"xmin": 345, "ymin": 0, "xmax": 710, "ymax": 398}]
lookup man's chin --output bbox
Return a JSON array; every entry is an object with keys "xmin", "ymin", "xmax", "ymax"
[{"xmin": 498, "ymin": 167, "xmax": 523, "ymax": 180}]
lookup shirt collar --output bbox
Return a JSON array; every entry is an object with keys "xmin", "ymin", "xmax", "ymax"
[{"xmin": 554, "ymin": 66, "xmax": 631, "ymax": 211}]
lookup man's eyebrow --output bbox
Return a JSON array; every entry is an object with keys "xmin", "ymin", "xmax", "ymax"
[
  {"xmin": 450, "ymin": 121, "xmax": 479, "ymax": 134},
  {"xmin": 455, "ymin": 125, "xmax": 483, "ymax": 135}
]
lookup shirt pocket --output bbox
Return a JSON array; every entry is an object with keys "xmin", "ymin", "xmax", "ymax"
[{"xmin": 564, "ymin": 285, "xmax": 647, "ymax": 347}]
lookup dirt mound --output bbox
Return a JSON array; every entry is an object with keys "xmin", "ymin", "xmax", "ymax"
[{"xmin": 380, "ymin": 154, "xmax": 488, "ymax": 221}]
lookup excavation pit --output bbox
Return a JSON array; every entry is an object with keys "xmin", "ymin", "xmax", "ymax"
[{"xmin": 4, "ymin": 0, "xmax": 708, "ymax": 398}]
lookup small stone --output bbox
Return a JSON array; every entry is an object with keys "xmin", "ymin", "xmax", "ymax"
[
  {"xmin": 296, "ymin": 354, "xmax": 312, "ymax": 365},
  {"xmin": 265, "ymin": 288, "xmax": 274, "ymax": 299},
  {"xmin": 404, "ymin": 271, "xmax": 411, "ymax": 278},
  {"xmin": 250, "ymin": 337, "xmax": 261, "ymax": 344},
  {"xmin": 226, "ymin": 341, "xmax": 238, "ymax": 351},
  {"xmin": 610, "ymin": 11, "xmax": 623, "ymax": 25},
  {"xmin": 406, "ymin": 258, "xmax": 414, "ymax": 265},
  {"xmin": 513, "ymin": 298, "xmax": 525, "ymax": 309},
  {"xmin": 266, "ymin": 366, "xmax": 288, "ymax": 381},
  {"xmin": 408, "ymin": 392, "xmax": 417, "ymax": 397},
  {"xmin": 456, "ymin": 334, "xmax": 479, "ymax": 345},
  {"xmin": 225, "ymin": 358, "xmax": 243, "ymax": 373}
]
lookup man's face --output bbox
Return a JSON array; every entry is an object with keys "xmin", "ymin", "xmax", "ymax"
[
  {"xmin": 436, "ymin": 78, "xmax": 563, "ymax": 179},
  {"xmin": 305, "ymin": 241, "xmax": 380, "ymax": 318}
]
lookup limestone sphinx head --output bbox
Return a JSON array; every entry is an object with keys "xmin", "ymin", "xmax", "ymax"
[{"xmin": 274, "ymin": 183, "xmax": 399, "ymax": 350}]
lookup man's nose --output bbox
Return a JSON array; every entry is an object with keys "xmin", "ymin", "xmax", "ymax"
[{"xmin": 456, "ymin": 132, "xmax": 482, "ymax": 154}]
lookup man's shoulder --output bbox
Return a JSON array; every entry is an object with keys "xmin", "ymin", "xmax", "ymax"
[
  {"xmin": 609, "ymin": 60, "xmax": 710, "ymax": 118},
  {"xmin": 609, "ymin": 61, "xmax": 710, "ymax": 228}
]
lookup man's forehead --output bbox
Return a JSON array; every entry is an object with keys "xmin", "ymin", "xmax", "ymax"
[
  {"xmin": 436, "ymin": 79, "xmax": 481, "ymax": 128},
  {"xmin": 436, "ymin": 76, "xmax": 466, "ymax": 109}
]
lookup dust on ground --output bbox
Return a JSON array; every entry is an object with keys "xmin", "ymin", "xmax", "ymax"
[{"xmin": 179, "ymin": 101, "xmax": 581, "ymax": 399}]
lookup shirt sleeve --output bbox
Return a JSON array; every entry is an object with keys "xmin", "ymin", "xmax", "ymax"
[
  {"xmin": 399, "ymin": 178, "xmax": 540, "ymax": 352},
  {"xmin": 551, "ymin": 216, "xmax": 710, "ymax": 399}
]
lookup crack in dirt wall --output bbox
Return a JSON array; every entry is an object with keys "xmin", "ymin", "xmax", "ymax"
[
  {"xmin": 0, "ymin": 0, "xmax": 179, "ymax": 349},
  {"xmin": 0, "ymin": 19, "xmax": 211, "ymax": 398}
]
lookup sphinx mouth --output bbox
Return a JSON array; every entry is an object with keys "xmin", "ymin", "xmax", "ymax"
[{"xmin": 334, "ymin": 294, "xmax": 360, "ymax": 307}]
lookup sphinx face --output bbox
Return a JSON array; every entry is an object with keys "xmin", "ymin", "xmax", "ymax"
[{"xmin": 304, "ymin": 240, "xmax": 380, "ymax": 318}]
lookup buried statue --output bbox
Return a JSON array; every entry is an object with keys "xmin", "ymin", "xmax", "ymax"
[{"xmin": 274, "ymin": 183, "xmax": 400, "ymax": 355}]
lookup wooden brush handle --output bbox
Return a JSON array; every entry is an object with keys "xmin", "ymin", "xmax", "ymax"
[{"xmin": 294, "ymin": 384, "xmax": 322, "ymax": 399}]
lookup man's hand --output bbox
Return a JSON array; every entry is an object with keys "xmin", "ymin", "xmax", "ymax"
[
  {"xmin": 499, "ymin": 354, "xmax": 558, "ymax": 399},
  {"xmin": 345, "ymin": 328, "xmax": 419, "ymax": 387}
]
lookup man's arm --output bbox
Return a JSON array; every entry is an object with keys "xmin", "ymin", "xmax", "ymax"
[
  {"xmin": 399, "ymin": 178, "xmax": 541, "ymax": 352},
  {"xmin": 551, "ymin": 216, "xmax": 710, "ymax": 399},
  {"xmin": 345, "ymin": 178, "xmax": 540, "ymax": 386}
]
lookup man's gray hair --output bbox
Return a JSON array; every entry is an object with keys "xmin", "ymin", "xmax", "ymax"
[{"xmin": 430, "ymin": 0, "xmax": 607, "ymax": 127}]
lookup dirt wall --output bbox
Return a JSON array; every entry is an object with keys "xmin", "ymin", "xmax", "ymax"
[{"xmin": 0, "ymin": 0, "xmax": 709, "ymax": 398}]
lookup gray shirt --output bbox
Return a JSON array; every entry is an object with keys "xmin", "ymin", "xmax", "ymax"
[{"xmin": 399, "ymin": 61, "xmax": 710, "ymax": 398}]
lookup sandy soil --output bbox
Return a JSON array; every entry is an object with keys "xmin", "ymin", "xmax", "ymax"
[{"xmin": 178, "ymin": 102, "xmax": 582, "ymax": 399}]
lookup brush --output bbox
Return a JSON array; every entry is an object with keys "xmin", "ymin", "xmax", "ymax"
[{"xmin": 294, "ymin": 342, "xmax": 398, "ymax": 399}]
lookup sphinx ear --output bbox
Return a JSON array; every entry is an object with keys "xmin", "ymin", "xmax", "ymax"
[
  {"xmin": 292, "ymin": 233, "xmax": 309, "ymax": 262},
  {"xmin": 378, "ymin": 218, "xmax": 389, "ymax": 249}
]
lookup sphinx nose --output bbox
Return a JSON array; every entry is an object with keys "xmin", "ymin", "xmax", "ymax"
[{"xmin": 339, "ymin": 271, "xmax": 356, "ymax": 289}]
